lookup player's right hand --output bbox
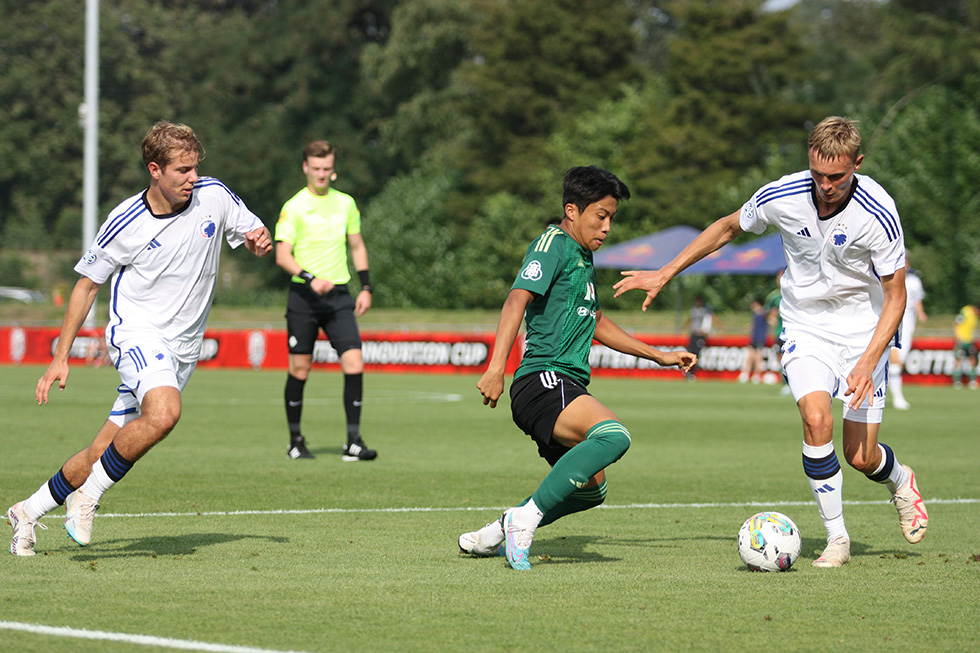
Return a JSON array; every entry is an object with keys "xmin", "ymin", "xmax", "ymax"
[
  {"xmin": 613, "ymin": 270, "xmax": 668, "ymax": 312},
  {"xmin": 36, "ymin": 360, "xmax": 70, "ymax": 405},
  {"xmin": 477, "ymin": 370, "xmax": 504, "ymax": 408}
]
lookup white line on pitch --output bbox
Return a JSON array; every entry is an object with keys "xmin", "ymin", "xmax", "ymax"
[
  {"xmin": 0, "ymin": 620, "xmax": 312, "ymax": 653},
  {"xmin": 36, "ymin": 497, "xmax": 978, "ymax": 520}
]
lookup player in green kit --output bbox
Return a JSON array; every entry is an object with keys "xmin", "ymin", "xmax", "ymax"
[{"xmin": 458, "ymin": 166, "xmax": 697, "ymax": 570}]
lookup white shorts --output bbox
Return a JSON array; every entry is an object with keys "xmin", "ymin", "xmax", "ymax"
[
  {"xmin": 780, "ymin": 329, "xmax": 888, "ymax": 424},
  {"xmin": 107, "ymin": 338, "xmax": 197, "ymax": 426}
]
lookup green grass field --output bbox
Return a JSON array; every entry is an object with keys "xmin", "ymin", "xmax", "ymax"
[{"xmin": 1, "ymin": 365, "xmax": 978, "ymax": 652}]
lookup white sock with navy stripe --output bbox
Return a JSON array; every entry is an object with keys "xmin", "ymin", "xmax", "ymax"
[{"xmin": 802, "ymin": 441, "xmax": 848, "ymax": 542}]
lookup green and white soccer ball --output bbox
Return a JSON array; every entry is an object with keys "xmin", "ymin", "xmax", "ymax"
[{"xmin": 737, "ymin": 511, "xmax": 801, "ymax": 571}]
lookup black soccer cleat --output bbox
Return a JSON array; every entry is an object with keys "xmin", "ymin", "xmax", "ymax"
[
  {"xmin": 342, "ymin": 435, "xmax": 377, "ymax": 462},
  {"xmin": 288, "ymin": 436, "xmax": 315, "ymax": 460}
]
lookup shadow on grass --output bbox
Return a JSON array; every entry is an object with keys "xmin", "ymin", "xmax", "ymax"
[{"xmin": 67, "ymin": 532, "xmax": 287, "ymax": 560}]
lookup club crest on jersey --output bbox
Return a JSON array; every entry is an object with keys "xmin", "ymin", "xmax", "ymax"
[
  {"xmin": 521, "ymin": 260, "xmax": 543, "ymax": 281},
  {"xmin": 199, "ymin": 217, "xmax": 217, "ymax": 239},
  {"xmin": 831, "ymin": 226, "xmax": 847, "ymax": 247},
  {"xmin": 81, "ymin": 250, "xmax": 97, "ymax": 265}
]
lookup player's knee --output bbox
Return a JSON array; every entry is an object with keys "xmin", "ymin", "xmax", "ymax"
[
  {"xmin": 588, "ymin": 420, "xmax": 631, "ymax": 461},
  {"xmin": 800, "ymin": 409, "xmax": 833, "ymax": 441}
]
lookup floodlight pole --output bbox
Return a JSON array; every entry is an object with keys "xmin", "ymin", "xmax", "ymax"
[{"xmin": 81, "ymin": 0, "xmax": 99, "ymax": 327}]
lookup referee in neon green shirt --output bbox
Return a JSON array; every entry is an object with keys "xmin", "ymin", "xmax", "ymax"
[{"xmin": 275, "ymin": 140, "xmax": 377, "ymax": 461}]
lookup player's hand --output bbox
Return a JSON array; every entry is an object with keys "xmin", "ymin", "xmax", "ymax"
[
  {"xmin": 655, "ymin": 350, "xmax": 698, "ymax": 373},
  {"xmin": 477, "ymin": 370, "xmax": 504, "ymax": 408},
  {"xmin": 844, "ymin": 361, "xmax": 875, "ymax": 409},
  {"xmin": 354, "ymin": 289, "xmax": 372, "ymax": 317},
  {"xmin": 245, "ymin": 227, "xmax": 273, "ymax": 256},
  {"xmin": 310, "ymin": 277, "xmax": 335, "ymax": 295},
  {"xmin": 613, "ymin": 270, "xmax": 668, "ymax": 312},
  {"xmin": 36, "ymin": 360, "xmax": 70, "ymax": 405}
]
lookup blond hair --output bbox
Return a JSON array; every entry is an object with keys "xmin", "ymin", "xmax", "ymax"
[
  {"xmin": 808, "ymin": 116, "xmax": 861, "ymax": 161},
  {"xmin": 141, "ymin": 121, "xmax": 205, "ymax": 168}
]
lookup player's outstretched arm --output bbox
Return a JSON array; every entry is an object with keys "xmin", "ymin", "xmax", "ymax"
[
  {"xmin": 613, "ymin": 212, "xmax": 743, "ymax": 311},
  {"xmin": 477, "ymin": 289, "xmax": 533, "ymax": 408},
  {"xmin": 594, "ymin": 311, "xmax": 697, "ymax": 373},
  {"xmin": 245, "ymin": 226, "xmax": 273, "ymax": 257},
  {"xmin": 845, "ymin": 268, "xmax": 907, "ymax": 409},
  {"xmin": 36, "ymin": 276, "xmax": 102, "ymax": 405}
]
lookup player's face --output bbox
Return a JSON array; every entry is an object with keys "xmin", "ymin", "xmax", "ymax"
[
  {"xmin": 152, "ymin": 150, "xmax": 200, "ymax": 211},
  {"xmin": 303, "ymin": 154, "xmax": 336, "ymax": 195},
  {"xmin": 565, "ymin": 195, "xmax": 618, "ymax": 251},
  {"xmin": 809, "ymin": 150, "xmax": 863, "ymax": 210}
]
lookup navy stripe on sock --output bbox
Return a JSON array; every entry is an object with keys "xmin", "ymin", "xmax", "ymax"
[
  {"xmin": 101, "ymin": 442, "xmax": 134, "ymax": 482},
  {"xmin": 803, "ymin": 451, "xmax": 841, "ymax": 480},
  {"xmin": 866, "ymin": 442, "xmax": 895, "ymax": 483},
  {"xmin": 47, "ymin": 469, "xmax": 77, "ymax": 505}
]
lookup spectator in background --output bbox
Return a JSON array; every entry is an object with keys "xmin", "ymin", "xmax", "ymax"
[{"xmin": 739, "ymin": 298, "xmax": 767, "ymax": 383}]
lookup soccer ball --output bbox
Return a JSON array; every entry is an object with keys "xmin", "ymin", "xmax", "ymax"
[{"xmin": 737, "ymin": 511, "xmax": 801, "ymax": 572}]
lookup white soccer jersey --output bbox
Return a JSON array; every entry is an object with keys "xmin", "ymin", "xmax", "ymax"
[
  {"xmin": 76, "ymin": 177, "xmax": 264, "ymax": 362},
  {"xmin": 739, "ymin": 170, "xmax": 906, "ymax": 346}
]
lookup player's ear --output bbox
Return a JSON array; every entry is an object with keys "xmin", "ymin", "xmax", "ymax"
[{"xmin": 563, "ymin": 203, "xmax": 578, "ymax": 222}]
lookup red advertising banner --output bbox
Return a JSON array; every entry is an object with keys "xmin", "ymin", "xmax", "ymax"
[{"xmin": 0, "ymin": 326, "xmax": 960, "ymax": 384}]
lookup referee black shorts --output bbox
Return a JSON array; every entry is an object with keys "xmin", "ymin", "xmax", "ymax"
[
  {"xmin": 285, "ymin": 282, "xmax": 362, "ymax": 356},
  {"xmin": 510, "ymin": 370, "xmax": 591, "ymax": 467}
]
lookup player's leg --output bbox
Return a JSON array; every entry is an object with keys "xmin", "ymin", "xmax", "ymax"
[
  {"xmin": 503, "ymin": 394, "xmax": 628, "ymax": 570},
  {"xmin": 842, "ymin": 378, "xmax": 928, "ymax": 545},
  {"xmin": 783, "ymin": 337, "xmax": 850, "ymax": 567},
  {"xmin": 889, "ymin": 318, "xmax": 912, "ymax": 409},
  {"xmin": 285, "ymin": 291, "xmax": 318, "ymax": 459},
  {"xmin": 327, "ymin": 294, "xmax": 376, "ymax": 461}
]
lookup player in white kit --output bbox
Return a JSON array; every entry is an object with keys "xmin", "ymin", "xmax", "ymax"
[
  {"xmin": 6, "ymin": 122, "xmax": 273, "ymax": 556},
  {"xmin": 613, "ymin": 117, "xmax": 928, "ymax": 567},
  {"xmin": 888, "ymin": 260, "xmax": 927, "ymax": 410}
]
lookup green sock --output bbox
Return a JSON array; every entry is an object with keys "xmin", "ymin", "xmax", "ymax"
[
  {"xmin": 539, "ymin": 480, "xmax": 607, "ymax": 526},
  {"xmin": 530, "ymin": 420, "xmax": 630, "ymax": 514}
]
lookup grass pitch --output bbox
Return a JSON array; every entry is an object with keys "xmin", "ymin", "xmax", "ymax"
[{"xmin": 1, "ymin": 365, "xmax": 978, "ymax": 652}]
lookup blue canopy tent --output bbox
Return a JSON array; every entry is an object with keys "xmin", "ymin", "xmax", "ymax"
[{"xmin": 595, "ymin": 228, "xmax": 786, "ymax": 328}]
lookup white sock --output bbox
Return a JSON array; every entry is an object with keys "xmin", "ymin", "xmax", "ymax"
[
  {"xmin": 511, "ymin": 498, "xmax": 544, "ymax": 532},
  {"xmin": 78, "ymin": 459, "xmax": 116, "ymax": 502},
  {"xmin": 889, "ymin": 363, "xmax": 905, "ymax": 402},
  {"xmin": 803, "ymin": 442, "xmax": 848, "ymax": 542},
  {"xmin": 22, "ymin": 482, "xmax": 59, "ymax": 521}
]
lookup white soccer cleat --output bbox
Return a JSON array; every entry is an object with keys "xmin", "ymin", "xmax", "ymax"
[
  {"xmin": 7, "ymin": 502, "xmax": 47, "ymax": 557},
  {"xmin": 502, "ymin": 509, "xmax": 535, "ymax": 571},
  {"xmin": 64, "ymin": 490, "xmax": 99, "ymax": 546},
  {"xmin": 458, "ymin": 519, "xmax": 505, "ymax": 557},
  {"xmin": 812, "ymin": 536, "xmax": 850, "ymax": 568},
  {"xmin": 892, "ymin": 464, "xmax": 928, "ymax": 543}
]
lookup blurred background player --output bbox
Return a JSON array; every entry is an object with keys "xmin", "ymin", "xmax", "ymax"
[
  {"xmin": 458, "ymin": 166, "xmax": 695, "ymax": 570},
  {"xmin": 739, "ymin": 297, "xmax": 767, "ymax": 383},
  {"xmin": 275, "ymin": 141, "xmax": 376, "ymax": 461},
  {"xmin": 6, "ymin": 121, "xmax": 272, "ymax": 556},
  {"xmin": 952, "ymin": 304, "xmax": 979, "ymax": 389},
  {"xmin": 888, "ymin": 259, "xmax": 927, "ymax": 409},
  {"xmin": 614, "ymin": 116, "xmax": 928, "ymax": 567},
  {"xmin": 684, "ymin": 295, "xmax": 715, "ymax": 381}
]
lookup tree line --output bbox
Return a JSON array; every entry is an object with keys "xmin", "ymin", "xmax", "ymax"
[{"xmin": 2, "ymin": 0, "xmax": 979, "ymax": 312}]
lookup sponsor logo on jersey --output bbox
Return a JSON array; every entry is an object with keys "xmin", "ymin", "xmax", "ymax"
[
  {"xmin": 82, "ymin": 250, "xmax": 97, "ymax": 265},
  {"xmin": 146, "ymin": 239, "xmax": 162, "ymax": 251},
  {"xmin": 797, "ymin": 227, "xmax": 812, "ymax": 237},
  {"xmin": 200, "ymin": 217, "xmax": 217, "ymax": 239},
  {"xmin": 521, "ymin": 260, "xmax": 543, "ymax": 281},
  {"xmin": 741, "ymin": 201, "xmax": 755, "ymax": 222}
]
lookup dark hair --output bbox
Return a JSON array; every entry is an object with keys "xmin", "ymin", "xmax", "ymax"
[
  {"xmin": 303, "ymin": 140, "xmax": 335, "ymax": 161},
  {"xmin": 562, "ymin": 166, "xmax": 630, "ymax": 214}
]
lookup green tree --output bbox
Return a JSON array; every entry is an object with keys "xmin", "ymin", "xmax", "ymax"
[{"xmin": 866, "ymin": 80, "xmax": 980, "ymax": 311}]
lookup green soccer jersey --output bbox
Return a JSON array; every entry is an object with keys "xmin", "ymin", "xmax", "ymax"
[
  {"xmin": 275, "ymin": 187, "xmax": 361, "ymax": 284},
  {"xmin": 513, "ymin": 225, "xmax": 598, "ymax": 386}
]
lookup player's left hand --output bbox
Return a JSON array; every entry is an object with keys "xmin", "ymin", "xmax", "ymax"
[
  {"xmin": 660, "ymin": 350, "xmax": 698, "ymax": 373},
  {"xmin": 245, "ymin": 227, "xmax": 273, "ymax": 256},
  {"xmin": 355, "ymin": 289, "xmax": 372, "ymax": 316},
  {"xmin": 844, "ymin": 361, "xmax": 875, "ymax": 409}
]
